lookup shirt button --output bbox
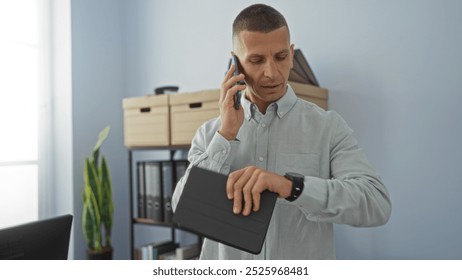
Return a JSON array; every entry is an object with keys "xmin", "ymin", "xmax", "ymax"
[
  {"xmin": 258, "ymin": 156, "xmax": 264, "ymax": 162},
  {"xmin": 222, "ymin": 150, "xmax": 227, "ymax": 155},
  {"xmin": 261, "ymin": 123, "xmax": 266, "ymax": 128}
]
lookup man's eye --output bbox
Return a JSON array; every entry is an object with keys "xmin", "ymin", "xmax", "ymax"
[
  {"xmin": 276, "ymin": 54, "xmax": 288, "ymax": 61},
  {"xmin": 250, "ymin": 59, "xmax": 263, "ymax": 64}
]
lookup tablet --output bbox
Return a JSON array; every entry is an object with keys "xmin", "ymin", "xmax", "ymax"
[{"xmin": 173, "ymin": 166, "xmax": 277, "ymax": 254}]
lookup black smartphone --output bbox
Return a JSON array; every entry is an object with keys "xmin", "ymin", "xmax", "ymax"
[{"xmin": 231, "ymin": 55, "xmax": 245, "ymax": 110}]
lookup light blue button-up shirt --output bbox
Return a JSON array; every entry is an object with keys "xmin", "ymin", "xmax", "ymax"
[{"xmin": 172, "ymin": 85, "xmax": 391, "ymax": 259}]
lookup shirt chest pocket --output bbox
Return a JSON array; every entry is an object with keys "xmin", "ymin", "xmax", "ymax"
[{"xmin": 275, "ymin": 153, "xmax": 320, "ymax": 177}]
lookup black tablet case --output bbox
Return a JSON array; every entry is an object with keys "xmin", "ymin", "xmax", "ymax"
[{"xmin": 173, "ymin": 166, "xmax": 277, "ymax": 255}]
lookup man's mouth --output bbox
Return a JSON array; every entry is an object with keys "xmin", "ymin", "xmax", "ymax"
[{"xmin": 261, "ymin": 83, "xmax": 281, "ymax": 89}]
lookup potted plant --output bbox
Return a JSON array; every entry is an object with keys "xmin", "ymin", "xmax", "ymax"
[{"xmin": 82, "ymin": 126, "xmax": 114, "ymax": 259}]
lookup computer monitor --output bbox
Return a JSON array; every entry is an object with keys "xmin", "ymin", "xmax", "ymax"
[{"xmin": 0, "ymin": 214, "xmax": 73, "ymax": 260}]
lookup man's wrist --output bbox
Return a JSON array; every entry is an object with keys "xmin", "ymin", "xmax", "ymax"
[
  {"xmin": 281, "ymin": 176, "xmax": 293, "ymax": 199},
  {"xmin": 218, "ymin": 130, "xmax": 237, "ymax": 141},
  {"xmin": 284, "ymin": 172, "xmax": 305, "ymax": 202}
]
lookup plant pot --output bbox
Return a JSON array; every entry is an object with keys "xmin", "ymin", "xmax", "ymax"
[{"xmin": 86, "ymin": 246, "xmax": 113, "ymax": 260}]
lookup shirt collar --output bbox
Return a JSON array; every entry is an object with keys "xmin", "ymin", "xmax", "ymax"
[{"xmin": 241, "ymin": 84, "xmax": 298, "ymax": 121}]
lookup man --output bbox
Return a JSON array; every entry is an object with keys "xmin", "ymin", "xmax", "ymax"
[{"xmin": 172, "ymin": 4, "xmax": 391, "ymax": 259}]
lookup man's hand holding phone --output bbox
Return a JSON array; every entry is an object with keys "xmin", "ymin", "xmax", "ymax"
[{"xmin": 219, "ymin": 58, "xmax": 246, "ymax": 140}]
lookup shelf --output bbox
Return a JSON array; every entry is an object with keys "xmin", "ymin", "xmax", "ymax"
[
  {"xmin": 128, "ymin": 146, "xmax": 201, "ymax": 260},
  {"xmin": 126, "ymin": 145, "xmax": 190, "ymax": 151},
  {"xmin": 133, "ymin": 218, "xmax": 175, "ymax": 227}
]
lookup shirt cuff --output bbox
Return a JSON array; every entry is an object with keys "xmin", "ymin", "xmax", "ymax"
[{"xmin": 293, "ymin": 176, "xmax": 328, "ymax": 213}]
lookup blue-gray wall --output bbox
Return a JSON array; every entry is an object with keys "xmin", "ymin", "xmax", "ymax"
[
  {"xmin": 70, "ymin": 0, "xmax": 462, "ymax": 259},
  {"xmin": 71, "ymin": 0, "xmax": 129, "ymax": 259}
]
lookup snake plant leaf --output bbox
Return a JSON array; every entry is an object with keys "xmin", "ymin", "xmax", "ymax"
[
  {"xmin": 82, "ymin": 183, "xmax": 102, "ymax": 252},
  {"xmin": 82, "ymin": 192, "xmax": 94, "ymax": 248},
  {"xmin": 85, "ymin": 158, "xmax": 103, "ymax": 212},
  {"xmin": 100, "ymin": 156, "xmax": 114, "ymax": 247},
  {"xmin": 82, "ymin": 126, "xmax": 114, "ymax": 255},
  {"xmin": 83, "ymin": 159, "xmax": 103, "ymax": 252},
  {"xmin": 92, "ymin": 126, "xmax": 110, "ymax": 167},
  {"xmin": 93, "ymin": 126, "xmax": 110, "ymax": 152}
]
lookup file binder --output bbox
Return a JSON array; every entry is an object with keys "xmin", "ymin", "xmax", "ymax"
[
  {"xmin": 136, "ymin": 162, "xmax": 146, "ymax": 218},
  {"xmin": 162, "ymin": 161, "xmax": 174, "ymax": 223},
  {"xmin": 175, "ymin": 160, "xmax": 188, "ymax": 184},
  {"xmin": 145, "ymin": 162, "xmax": 163, "ymax": 222}
]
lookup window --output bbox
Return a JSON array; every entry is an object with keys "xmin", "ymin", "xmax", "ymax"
[{"xmin": 0, "ymin": 0, "xmax": 45, "ymax": 228}]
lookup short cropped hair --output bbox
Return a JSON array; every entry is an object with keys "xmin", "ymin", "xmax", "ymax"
[{"xmin": 232, "ymin": 4, "xmax": 290, "ymax": 41}]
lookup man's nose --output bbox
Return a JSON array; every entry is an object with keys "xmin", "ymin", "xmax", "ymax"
[{"xmin": 263, "ymin": 59, "xmax": 278, "ymax": 79}]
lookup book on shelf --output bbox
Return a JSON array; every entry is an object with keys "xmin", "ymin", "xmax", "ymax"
[
  {"xmin": 158, "ymin": 250, "xmax": 177, "ymax": 260},
  {"xmin": 155, "ymin": 243, "xmax": 201, "ymax": 260},
  {"xmin": 135, "ymin": 240, "xmax": 179, "ymax": 260},
  {"xmin": 289, "ymin": 49, "xmax": 320, "ymax": 87},
  {"xmin": 175, "ymin": 243, "xmax": 201, "ymax": 260}
]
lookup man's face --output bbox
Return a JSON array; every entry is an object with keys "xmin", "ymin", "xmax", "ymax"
[{"xmin": 234, "ymin": 26, "xmax": 294, "ymax": 107}]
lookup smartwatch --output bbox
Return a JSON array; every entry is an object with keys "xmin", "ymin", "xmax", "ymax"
[{"xmin": 284, "ymin": 172, "xmax": 305, "ymax": 202}]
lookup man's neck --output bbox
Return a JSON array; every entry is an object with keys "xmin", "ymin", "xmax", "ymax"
[{"xmin": 245, "ymin": 85, "xmax": 287, "ymax": 114}]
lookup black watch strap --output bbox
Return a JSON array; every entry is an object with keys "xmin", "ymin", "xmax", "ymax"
[{"xmin": 284, "ymin": 172, "xmax": 304, "ymax": 202}]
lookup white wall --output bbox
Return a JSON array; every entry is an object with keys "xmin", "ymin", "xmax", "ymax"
[
  {"xmin": 48, "ymin": 0, "xmax": 74, "ymax": 259},
  {"xmin": 68, "ymin": 0, "xmax": 462, "ymax": 259}
]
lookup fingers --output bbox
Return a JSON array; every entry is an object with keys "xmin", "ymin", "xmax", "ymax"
[
  {"xmin": 220, "ymin": 64, "xmax": 245, "ymax": 105},
  {"xmin": 227, "ymin": 168, "xmax": 245, "ymax": 214},
  {"xmin": 241, "ymin": 171, "xmax": 259, "ymax": 216},
  {"xmin": 222, "ymin": 63, "xmax": 235, "ymax": 84},
  {"xmin": 227, "ymin": 167, "xmax": 266, "ymax": 216},
  {"xmin": 222, "ymin": 64, "xmax": 245, "ymax": 88},
  {"xmin": 226, "ymin": 168, "xmax": 244, "ymax": 199},
  {"xmin": 218, "ymin": 65, "xmax": 246, "ymax": 140},
  {"xmin": 222, "ymin": 82, "xmax": 246, "ymax": 110}
]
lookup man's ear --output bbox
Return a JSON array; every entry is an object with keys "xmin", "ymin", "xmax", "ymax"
[
  {"xmin": 289, "ymin": 44, "xmax": 295, "ymax": 69},
  {"xmin": 232, "ymin": 34, "xmax": 245, "ymax": 57}
]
